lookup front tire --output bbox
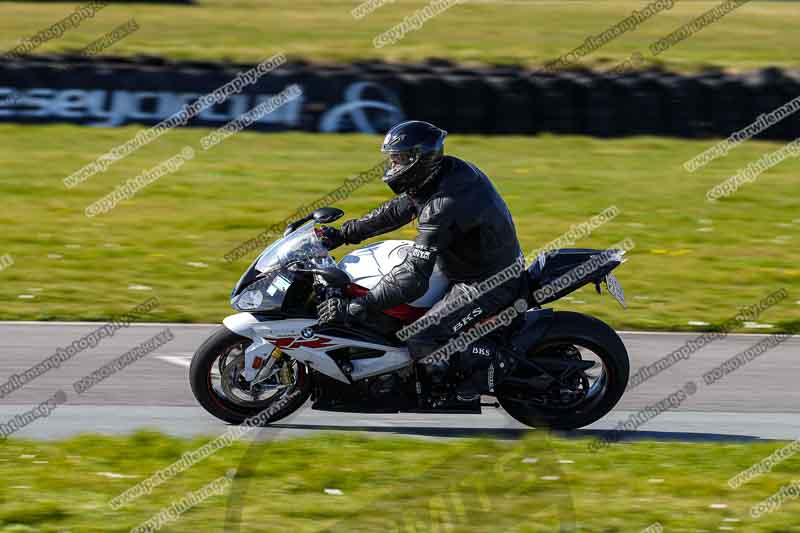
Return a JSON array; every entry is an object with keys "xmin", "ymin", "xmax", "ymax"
[
  {"xmin": 497, "ymin": 311, "xmax": 629, "ymax": 430},
  {"xmin": 190, "ymin": 326, "xmax": 311, "ymax": 425}
]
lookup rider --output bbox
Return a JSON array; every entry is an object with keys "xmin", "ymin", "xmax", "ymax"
[{"xmin": 317, "ymin": 120, "xmax": 526, "ymax": 404}]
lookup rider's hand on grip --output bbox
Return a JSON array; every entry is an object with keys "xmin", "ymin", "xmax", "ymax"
[
  {"xmin": 317, "ymin": 297, "xmax": 350, "ymax": 325},
  {"xmin": 318, "ymin": 226, "xmax": 345, "ymax": 250},
  {"xmin": 317, "ymin": 297, "xmax": 367, "ymax": 325}
]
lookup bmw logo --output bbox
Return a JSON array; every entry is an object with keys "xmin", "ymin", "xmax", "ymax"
[{"xmin": 301, "ymin": 327, "xmax": 314, "ymax": 339}]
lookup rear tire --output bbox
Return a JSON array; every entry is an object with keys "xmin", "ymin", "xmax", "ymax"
[
  {"xmin": 497, "ymin": 311, "xmax": 629, "ymax": 430},
  {"xmin": 189, "ymin": 326, "xmax": 311, "ymax": 425}
]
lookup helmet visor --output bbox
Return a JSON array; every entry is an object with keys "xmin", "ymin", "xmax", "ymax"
[{"xmin": 384, "ymin": 150, "xmax": 419, "ymax": 179}]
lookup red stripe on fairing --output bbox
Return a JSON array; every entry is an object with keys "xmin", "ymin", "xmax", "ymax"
[
  {"xmin": 265, "ymin": 337, "xmax": 295, "ymax": 349},
  {"xmin": 295, "ymin": 337, "xmax": 336, "ymax": 349},
  {"xmin": 264, "ymin": 335, "xmax": 337, "ymax": 350},
  {"xmin": 345, "ymin": 283, "xmax": 429, "ymax": 324}
]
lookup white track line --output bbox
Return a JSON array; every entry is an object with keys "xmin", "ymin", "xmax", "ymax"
[{"xmin": 155, "ymin": 355, "xmax": 192, "ymax": 368}]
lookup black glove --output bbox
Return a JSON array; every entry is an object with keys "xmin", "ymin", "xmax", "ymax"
[
  {"xmin": 318, "ymin": 226, "xmax": 345, "ymax": 250},
  {"xmin": 317, "ymin": 297, "xmax": 367, "ymax": 325}
]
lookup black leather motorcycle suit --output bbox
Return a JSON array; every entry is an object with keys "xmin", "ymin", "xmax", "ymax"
[{"xmin": 340, "ymin": 155, "xmax": 526, "ymax": 367}]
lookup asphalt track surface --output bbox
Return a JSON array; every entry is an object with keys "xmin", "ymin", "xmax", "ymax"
[{"xmin": 0, "ymin": 322, "xmax": 798, "ymax": 441}]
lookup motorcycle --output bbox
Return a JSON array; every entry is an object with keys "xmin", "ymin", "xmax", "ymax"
[{"xmin": 190, "ymin": 207, "xmax": 630, "ymax": 430}]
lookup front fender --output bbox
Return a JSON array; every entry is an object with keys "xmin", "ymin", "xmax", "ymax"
[
  {"xmin": 221, "ymin": 313, "xmax": 275, "ymax": 381},
  {"xmin": 222, "ymin": 312, "xmax": 260, "ymax": 337},
  {"xmin": 222, "ymin": 313, "xmax": 319, "ymax": 381}
]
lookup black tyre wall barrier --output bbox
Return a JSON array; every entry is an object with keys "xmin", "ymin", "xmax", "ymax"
[{"xmin": 0, "ymin": 54, "xmax": 799, "ymax": 140}]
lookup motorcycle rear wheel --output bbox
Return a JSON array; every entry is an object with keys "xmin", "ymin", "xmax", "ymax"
[{"xmin": 497, "ymin": 311, "xmax": 629, "ymax": 430}]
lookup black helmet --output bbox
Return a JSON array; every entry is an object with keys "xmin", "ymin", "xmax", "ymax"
[{"xmin": 381, "ymin": 120, "xmax": 447, "ymax": 195}]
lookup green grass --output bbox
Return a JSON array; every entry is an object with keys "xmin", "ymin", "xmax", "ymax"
[
  {"xmin": 1, "ymin": 431, "xmax": 799, "ymax": 531},
  {"xmin": 1, "ymin": 125, "xmax": 799, "ymax": 331},
  {"xmin": 0, "ymin": 1, "xmax": 797, "ymax": 71}
]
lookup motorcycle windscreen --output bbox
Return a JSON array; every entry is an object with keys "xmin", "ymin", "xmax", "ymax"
[
  {"xmin": 254, "ymin": 220, "xmax": 329, "ymax": 273},
  {"xmin": 231, "ymin": 220, "xmax": 330, "ymax": 298}
]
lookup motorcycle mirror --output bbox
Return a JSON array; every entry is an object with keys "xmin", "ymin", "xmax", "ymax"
[
  {"xmin": 284, "ymin": 208, "xmax": 345, "ymax": 237},
  {"xmin": 312, "ymin": 207, "xmax": 345, "ymax": 224}
]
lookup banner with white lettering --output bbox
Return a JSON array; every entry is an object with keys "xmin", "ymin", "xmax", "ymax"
[{"xmin": 1, "ymin": 56, "xmax": 799, "ymax": 138}]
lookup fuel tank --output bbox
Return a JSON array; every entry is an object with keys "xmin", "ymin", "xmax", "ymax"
[{"xmin": 338, "ymin": 240, "xmax": 449, "ymax": 307}]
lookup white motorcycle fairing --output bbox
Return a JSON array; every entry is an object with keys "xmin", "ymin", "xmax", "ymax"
[
  {"xmin": 223, "ymin": 313, "xmax": 412, "ymax": 384},
  {"xmin": 224, "ymin": 240, "xmax": 450, "ymax": 384}
]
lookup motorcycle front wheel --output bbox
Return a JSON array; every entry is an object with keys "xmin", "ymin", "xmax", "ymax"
[{"xmin": 190, "ymin": 326, "xmax": 311, "ymax": 425}]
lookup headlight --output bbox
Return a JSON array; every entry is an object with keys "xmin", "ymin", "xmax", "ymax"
[
  {"xmin": 235, "ymin": 289, "xmax": 264, "ymax": 310},
  {"xmin": 230, "ymin": 272, "xmax": 293, "ymax": 313}
]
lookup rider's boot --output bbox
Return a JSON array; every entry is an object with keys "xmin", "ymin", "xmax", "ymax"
[
  {"xmin": 426, "ymin": 359, "xmax": 450, "ymax": 398},
  {"xmin": 453, "ymin": 339, "xmax": 515, "ymax": 400},
  {"xmin": 417, "ymin": 358, "xmax": 481, "ymax": 411}
]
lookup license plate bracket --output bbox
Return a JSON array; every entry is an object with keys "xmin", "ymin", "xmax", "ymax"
[{"xmin": 605, "ymin": 273, "xmax": 626, "ymax": 308}]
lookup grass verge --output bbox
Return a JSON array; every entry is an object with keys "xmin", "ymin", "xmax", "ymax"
[
  {"xmin": 0, "ymin": 1, "xmax": 797, "ymax": 71},
  {"xmin": 0, "ymin": 431, "xmax": 799, "ymax": 531},
  {"xmin": 1, "ymin": 125, "xmax": 798, "ymax": 330}
]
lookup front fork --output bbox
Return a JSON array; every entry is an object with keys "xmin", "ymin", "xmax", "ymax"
[{"xmin": 222, "ymin": 313, "xmax": 281, "ymax": 382}]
